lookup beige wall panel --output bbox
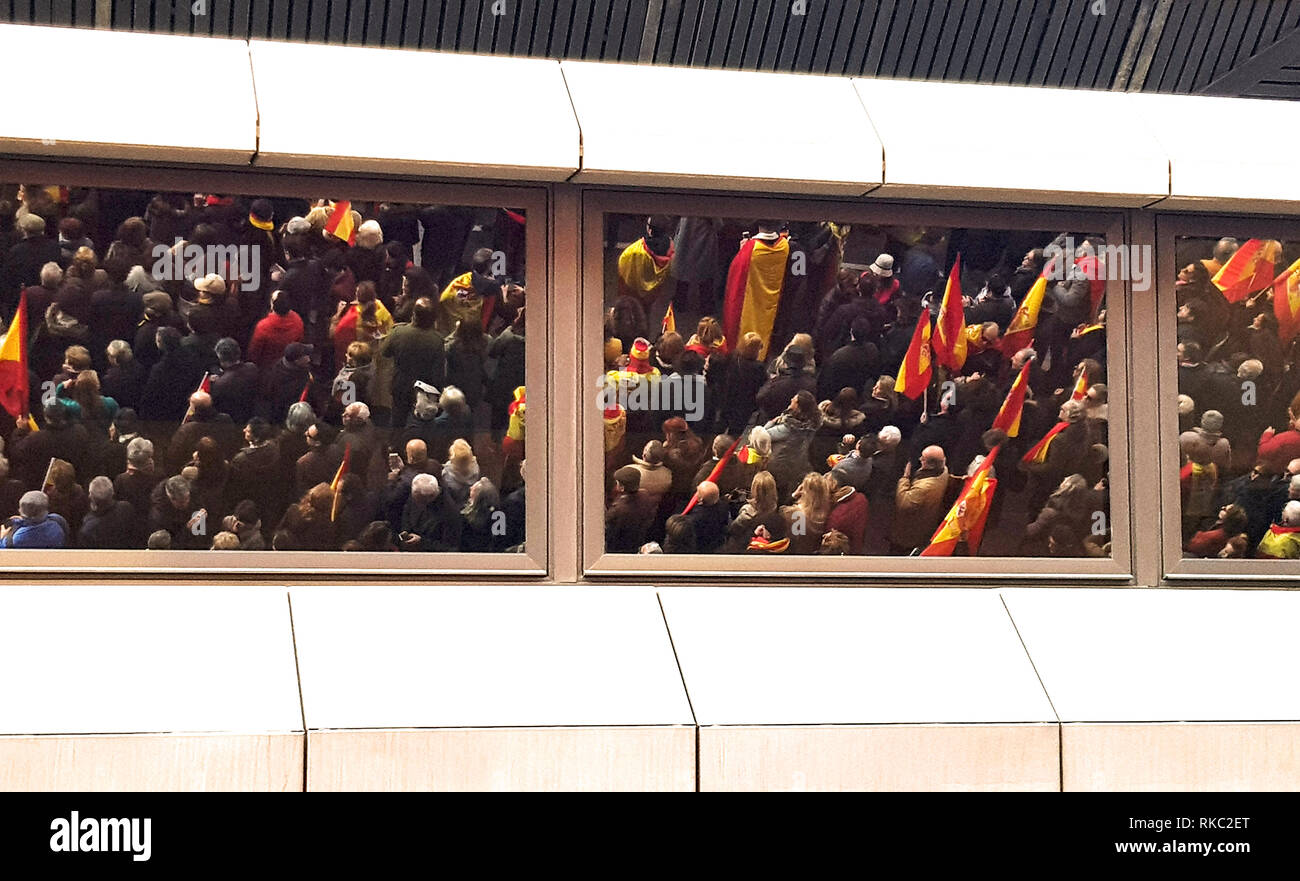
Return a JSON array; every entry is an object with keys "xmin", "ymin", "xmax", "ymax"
[
  {"xmin": 855, "ymin": 78, "xmax": 1168, "ymax": 207},
  {"xmin": 1063, "ymin": 723, "xmax": 1300, "ymax": 792},
  {"xmin": 0, "ymin": 24, "xmax": 256, "ymax": 165},
  {"xmin": 562, "ymin": 61, "xmax": 882, "ymax": 195},
  {"xmin": 0, "ymin": 732, "xmax": 302, "ymax": 792},
  {"xmin": 1132, "ymin": 93, "xmax": 1300, "ymax": 214},
  {"xmin": 252, "ymin": 41, "xmax": 579, "ymax": 180},
  {"xmin": 700, "ymin": 723, "xmax": 1058, "ymax": 792},
  {"xmin": 308, "ymin": 726, "xmax": 694, "ymax": 792}
]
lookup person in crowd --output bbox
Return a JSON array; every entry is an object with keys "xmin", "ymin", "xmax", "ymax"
[
  {"xmin": 889, "ymin": 445, "xmax": 949, "ymax": 555},
  {"xmin": 399, "ymin": 473, "xmax": 461, "ymax": 552},
  {"xmin": 0, "ymin": 491, "xmax": 69, "ymax": 549},
  {"xmin": 78, "ymin": 476, "xmax": 136, "ymax": 549}
]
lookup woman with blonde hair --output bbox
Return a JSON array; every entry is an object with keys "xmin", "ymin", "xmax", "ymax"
[
  {"xmin": 781, "ymin": 471, "xmax": 830, "ymax": 554},
  {"xmin": 719, "ymin": 331, "xmax": 768, "ymax": 434},
  {"xmin": 442, "ymin": 438, "xmax": 481, "ymax": 509},
  {"xmin": 725, "ymin": 470, "xmax": 784, "ymax": 553}
]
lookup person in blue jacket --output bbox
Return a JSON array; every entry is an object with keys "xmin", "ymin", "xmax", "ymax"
[{"xmin": 0, "ymin": 491, "xmax": 70, "ymax": 549}]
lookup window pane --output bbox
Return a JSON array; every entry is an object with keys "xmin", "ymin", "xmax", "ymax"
[
  {"xmin": 1174, "ymin": 235, "xmax": 1300, "ymax": 561},
  {"xmin": 0, "ymin": 183, "xmax": 527, "ymax": 554},
  {"xmin": 600, "ymin": 214, "xmax": 1113, "ymax": 559}
]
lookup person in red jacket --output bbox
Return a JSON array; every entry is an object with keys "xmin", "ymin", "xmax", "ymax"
[
  {"xmin": 248, "ymin": 289, "xmax": 305, "ymax": 372},
  {"xmin": 825, "ymin": 470, "xmax": 869, "ymax": 555}
]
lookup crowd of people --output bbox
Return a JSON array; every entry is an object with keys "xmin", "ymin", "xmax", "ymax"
[
  {"xmin": 603, "ymin": 215, "xmax": 1111, "ymax": 557},
  {"xmin": 1175, "ymin": 236, "xmax": 1300, "ymax": 559},
  {"xmin": 0, "ymin": 185, "xmax": 527, "ymax": 553}
]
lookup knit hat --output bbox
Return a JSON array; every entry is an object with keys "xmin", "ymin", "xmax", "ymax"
[
  {"xmin": 1201, "ymin": 410, "xmax": 1224, "ymax": 434},
  {"xmin": 613, "ymin": 465, "xmax": 641, "ymax": 492},
  {"xmin": 285, "ymin": 342, "xmax": 314, "ymax": 361},
  {"xmin": 663, "ymin": 416, "xmax": 688, "ymax": 436},
  {"xmin": 869, "ymin": 254, "xmax": 894, "ymax": 277},
  {"xmin": 783, "ymin": 345, "xmax": 807, "ymax": 370},
  {"xmin": 249, "ymin": 199, "xmax": 275, "ymax": 222},
  {"xmin": 627, "ymin": 338, "xmax": 653, "ymax": 374},
  {"xmin": 604, "ymin": 337, "xmax": 624, "ymax": 368},
  {"xmin": 142, "ymin": 292, "xmax": 173, "ymax": 316}
]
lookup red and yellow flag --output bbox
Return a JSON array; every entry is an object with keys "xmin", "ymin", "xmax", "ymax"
[
  {"xmin": 324, "ymin": 200, "xmax": 356, "ymax": 246},
  {"xmin": 617, "ymin": 238, "xmax": 674, "ymax": 301},
  {"xmin": 182, "ymin": 373, "xmax": 213, "ymax": 424},
  {"xmin": 330, "ymin": 445, "xmax": 351, "ymax": 522},
  {"xmin": 661, "ymin": 302, "xmax": 676, "ymax": 336},
  {"xmin": 1069, "ymin": 367, "xmax": 1089, "ymax": 403},
  {"xmin": 1213, "ymin": 239, "xmax": 1282, "ymax": 303},
  {"xmin": 0, "ymin": 292, "xmax": 29, "ymax": 420},
  {"xmin": 920, "ymin": 445, "xmax": 1001, "ymax": 556},
  {"xmin": 722, "ymin": 235, "xmax": 789, "ymax": 359},
  {"xmin": 999, "ymin": 275, "xmax": 1047, "ymax": 357},
  {"xmin": 1022, "ymin": 421, "xmax": 1069, "ymax": 465},
  {"xmin": 933, "ymin": 254, "xmax": 967, "ymax": 371},
  {"xmin": 682, "ymin": 434, "xmax": 743, "ymax": 515},
  {"xmin": 992, "ymin": 361, "xmax": 1031, "ymax": 437},
  {"xmin": 1272, "ymin": 257, "xmax": 1300, "ymax": 344},
  {"xmin": 893, "ymin": 309, "xmax": 933, "ymax": 401}
]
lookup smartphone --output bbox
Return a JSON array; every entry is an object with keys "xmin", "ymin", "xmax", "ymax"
[{"xmin": 387, "ymin": 452, "xmax": 403, "ymax": 471}]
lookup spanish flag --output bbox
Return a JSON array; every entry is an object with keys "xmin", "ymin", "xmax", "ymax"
[
  {"xmin": 182, "ymin": 373, "xmax": 212, "ymax": 424},
  {"xmin": 999, "ymin": 275, "xmax": 1047, "ymax": 357},
  {"xmin": 722, "ymin": 234, "xmax": 789, "ymax": 359},
  {"xmin": 324, "ymin": 200, "xmax": 356, "ymax": 246},
  {"xmin": 617, "ymin": 238, "xmax": 674, "ymax": 302},
  {"xmin": 0, "ymin": 292, "xmax": 29, "ymax": 420},
  {"xmin": 330, "ymin": 445, "xmax": 351, "ymax": 522},
  {"xmin": 1273, "ymin": 257, "xmax": 1300, "ymax": 344},
  {"xmin": 661, "ymin": 302, "xmax": 676, "ymax": 336},
  {"xmin": 893, "ymin": 309, "xmax": 933, "ymax": 401},
  {"xmin": 1212, "ymin": 239, "xmax": 1282, "ymax": 303},
  {"xmin": 933, "ymin": 254, "xmax": 967, "ymax": 371},
  {"xmin": 682, "ymin": 434, "xmax": 742, "ymax": 515},
  {"xmin": 992, "ymin": 361, "xmax": 1031, "ymax": 437},
  {"xmin": 1022, "ymin": 420, "xmax": 1069, "ymax": 465},
  {"xmin": 1069, "ymin": 367, "xmax": 1089, "ymax": 403},
  {"xmin": 920, "ymin": 445, "xmax": 1000, "ymax": 556}
]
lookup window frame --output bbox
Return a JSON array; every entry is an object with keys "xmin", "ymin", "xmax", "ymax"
[
  {"xmin": 1156, "ymin": 212, "xmax": 1300, "ymax": 583},
  {"xmin": 579, "ymin": 188, "xmax": 1134, "ymax": 581},
  {"xmin": 0, "ymin": 158, "xmax": 549, "ymax": 578}
]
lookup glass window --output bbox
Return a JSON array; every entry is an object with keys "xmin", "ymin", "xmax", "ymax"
[
  {"xmin": 597, "ymin": 212, "xmax": 1115, "ymax": 560},
  {"xmin": 1172, "ymin": 234, "xmax": 1300, "ymax": 562},
  {"xmin": 0, "ymin": 183, "xmax": 529, "ymax": 556}
]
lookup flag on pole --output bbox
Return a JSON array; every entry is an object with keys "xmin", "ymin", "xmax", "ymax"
[
  {"xmin": 661, "ymin": 302, "xmax": 676, "ymax": 336},
  {"xmin": 330, "ymin": 445, "xmax": 351, "ymax": 522},
  {"xmin": 894, "ymin": 309, "xmax": 933, "ymax": 400},
  {"xmin": 324, "ymin": 200, "xmax": 356, "ymax": 246},
  {"xmin": 992, "ymin": 361, "xmax": 1031, "ymax": 437},
  {"xmin": 1022, "ymin": 421, "xmax": 1069, "ymax": 465},
  {"xmin": 299, "ymin": 375, "xmax": 314, "ymax": 403},
  {"xmin": 682, "ymin": 435, "xmax": 743, "ymax": 515},
  {"xmin": 920, "ymin": 445, "xmax": 1001, "ymax": 556},
  {"xmin": 1213, "ymin": 239, "xmax": 1282, "ymax": 303},
  {"xmin": 182, "ymin": 373, "xmax": 213, "ymax": 424},
  {"xmin": 1272, "ymin": 257, "xmax": 1300, "ymax": 344},
  {"xmin": 933, "ymin": 254, "xmax": 967, "ymax": 371},
  {"xmin": 0, "ymin": 291, "xmax": 30, "ymax": 420},
  {"xmin": 999, "ymin": 275, "xmax": 1047, "ymax": 357},
  {"xmin": 1069, "ymin": 367, "xmax": 1089, "ymax": 403}
]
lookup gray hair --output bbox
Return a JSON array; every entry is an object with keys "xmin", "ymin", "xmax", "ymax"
[
  {"xmin": 343, "ymin": 401, "xmax": 370, "ymax": 422},
  {"xmin": 106, "ymin": 339, "xmax": 133, "ymax": 364},
  {"xmin": 18, "ymin": 490, "xmax": 49, "ymax": 520},
  {"xmin": 88, "ymin": 475, "xmax": 115, "ymax": 506},
  {"xmin": 1284, "ymin": 500, "xmax": 1300, "ymax": 527},
  {"xmin": 411, "ymin": 473, "xmax": 440, "ymax": 498},
  {"xmin": 164, "ymin": 474, "xmax": 191, "ymax": 504},
  {"xmin": 439, "ymin": 385, "xmax": 467, "ymax": 415},
  {"xmin": 1289, "ymin": 475, "xmax": 1300, "ymax": 499},
  {"xmin": 39, "ymin": 261, "xmax": 63, "ymax": 288},
  {"xmin": 125, "ymin": 264, "xmax": 159, "ymax": 293},
  {"xmin": 286, "ymin": 401, "xmax": 316, "ymax": 431},
  {"xmin": 877, "ymin": 425, "xmax": 902, "ymax": 448},
  {"xmin": 126, "ymin": 437, "xmax": 154, "ymax": 467}
]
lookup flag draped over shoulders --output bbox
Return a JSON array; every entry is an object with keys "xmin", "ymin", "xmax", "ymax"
[
  {"xmin": 618, "ymin": 238, "xmax": 674, "ymax": 302},
  {"xmin": 0, "ymin": 292, "xmax": 30, "ymax": 420},
  {"xmin": 723, "ymin": 235, "xmax": 789, "ymax": 360}
]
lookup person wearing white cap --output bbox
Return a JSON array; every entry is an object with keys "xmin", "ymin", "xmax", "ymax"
[{"xmin": 867, "ymin": 253, "xmax": 900, "ymax": 304}]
